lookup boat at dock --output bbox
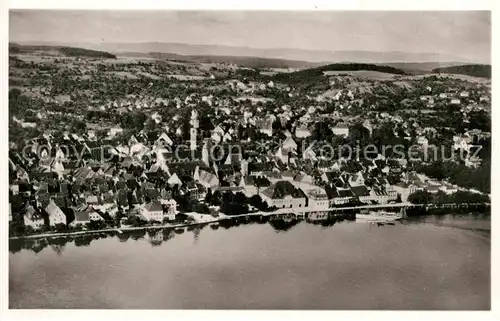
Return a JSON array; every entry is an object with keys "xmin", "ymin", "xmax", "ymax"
[{"xmin": 356, "ymin": 210, "xmax": 403, "ymax": 223}]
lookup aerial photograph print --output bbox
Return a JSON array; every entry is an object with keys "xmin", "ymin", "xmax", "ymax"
[{"xmin": 7, "ymin": 10, "xmax": 491, "ymax": 310}]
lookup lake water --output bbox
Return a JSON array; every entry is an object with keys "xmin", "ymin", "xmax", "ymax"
[{"xmin": 9, "ymin": 213, "xmax": 490, "ymax": 310}]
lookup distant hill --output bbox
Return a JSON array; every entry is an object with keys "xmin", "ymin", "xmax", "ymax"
[
  {"xmin": 9, "ymin": 56, "xmax": 24, "ymax": 63},
  {"xmin": 9, "ymin": 43, "xmax": 116, "ymax": 59},
  {"xmin": 17, "ymin": 41, "xmax": 473, "ymax": 64},
  {"xmin": 381, "ymin": 62, "xmax": 468, "ymax": 75},
  {"xmin": 431, "ymin": 64, "xmax": 491, "ymax": 78},
  {"xmin": 119, "ymin": 51, "xmax": 324, "ymax": 69},
  {"xmin": 273, "ymin": 63, "xmax": 408, "ymax": 84}
]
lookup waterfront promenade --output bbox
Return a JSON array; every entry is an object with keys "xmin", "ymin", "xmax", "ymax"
[{"xmin": 9, "ymin": 202, "xmax": 489, "ymax": 240}]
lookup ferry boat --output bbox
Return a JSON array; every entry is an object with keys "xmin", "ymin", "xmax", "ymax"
[{"xmin": 355, "ymin": 210, "xmax": 403, "ymax": 223}]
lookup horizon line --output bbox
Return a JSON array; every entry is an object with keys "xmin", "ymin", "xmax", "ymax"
[{"xmin": 9, "ymin": 40, "xmax": 478, "ymax": 57}]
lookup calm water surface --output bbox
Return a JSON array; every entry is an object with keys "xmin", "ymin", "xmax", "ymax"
[{"xmin": 9, "ymin": 214, "xmax": 490, "ymax": 310}]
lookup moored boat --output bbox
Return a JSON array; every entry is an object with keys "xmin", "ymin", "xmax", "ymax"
[{"xmin": 356, "ymin": 210, "xmax": 402, "ymax": 223}]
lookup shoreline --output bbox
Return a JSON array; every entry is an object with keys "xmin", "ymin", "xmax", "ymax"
[
  {"xmin": 9, "ymin": 211, "xmax": 266, "ymax": 240},
  {"xmin": 9, "ymin": 209, "xmax": 491, "ymax": 241},
  {"xmin": 8, "ymin": 218, "xmax": 224, "ymax": 240}
]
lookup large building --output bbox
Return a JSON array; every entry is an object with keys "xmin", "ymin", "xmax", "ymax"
[
  {"xmin": 23, "ymin": 205, "xmax": 45, "ymax": 229},
  {"xmin": 306, "ymin": 188, "xmax": 329, "ymax": 210},
  {"xmin": 261, "ymin": 180, "xmax": 307, "ymax": 209},
  {"xmin": 45, "ymin": 200, "xmax": 67, "ymax": 226},
  {"xmin": 331, "ymin": 122, "xmax": 349, "ymax": 137},
  {"xmin": 141, "ymin": 201, "xmax": 164, "ymax": 222}
]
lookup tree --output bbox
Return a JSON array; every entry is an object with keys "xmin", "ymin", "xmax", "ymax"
[
  {"xmin": 204, "ymin": 188, "xmax": 213, "ymax": 204},
  {"xmin": 348, "ymin": 123, "xmax": 371, "ymax": 147},
  {"xmin": 249, "ymin": 194, "xmax": 268, "ymax": 211},
  {"xmin": 72, "ymin": 223, "xmax": 84, "ymax": 231},
  {"xmin": 234, "ymin": 192, "xmax": 248, "ymax": 204},
  {"xmin": 54, "ymin": 223, "xmax": 68, "ymax": 232},
  {"xmin": 408, "ymin": 191, "xmax": 432, "ymax": 205},
  {"xmin": 311, "ymin": 121, "xmax": 333, "ymax": 142},
  {"xmin": 73, "ymin": 120, "xmax": 86, "ymax": 131},
  {"xmin": 86, "ymin": 220, "xmax": 107, "ymax": 230},
  {"xmin": 192, "ymin": 201, "xmax": 210, "ymax": 214},
  {"xmin": 24, "ymin": 225, "xmax": 35, "ymax": 235},
  {"xmin": 126, "ymin": 215, "xmax": 147, "ymax": 227}
]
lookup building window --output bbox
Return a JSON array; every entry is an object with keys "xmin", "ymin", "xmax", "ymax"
[{"xmin": 299, "ymin": 204, "xmax": 302, "ymax": 207}]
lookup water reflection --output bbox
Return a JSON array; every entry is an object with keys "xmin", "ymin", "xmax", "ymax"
[
  {"xmin": 47, "ymin": 237, "xmax": 71, "ymax": 256},
  {"xmin": 268, "ymin": 219, "xmax": 301, "ymax": 232},
  {"xmin": 147, "ymin": 230, "xmax": 163, "ymax": 246},
  {"xmin": 8, "ymin": 212, "xmax": 485, "ymax": 255}
]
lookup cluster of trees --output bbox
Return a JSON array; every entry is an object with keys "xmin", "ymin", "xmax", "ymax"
[
  {"xmin": 432, "ymin": 64, "xmax": 491, "ymax": 78},
  {"xmin": 10, "ymin": 44, "xmax": 116, "ymax": 59},
  {"xmin": 119, "ymin": 111, "xmax": 148, "ymax": 132},
  {"xmin": 408, "ymin": 190, "xmax": 489, "ymax": 205},
  {"xmin": 415, "ymin": 160, "xmax": 490, "ymax": 193},
  {"xmin": 9, "ymin": 219, "xmax": 111, "ymax": 238},
  {"xmin": 58, "ymin": 47, "xmax": 116, "ymax": 59},
  {"xmin": 273, "ymin": 63, "xmax": 407, "ymax": 85},
  {"xmin": 204, "ymin": 190, "xmax": 271, "ymax": 215},
  {"xmin": 173, "ymin": 192, "xmax": 211, "ymax": 215},
  {"xmin": 205, "ymin": 190, "xmax": 249, "ymax": 215}
]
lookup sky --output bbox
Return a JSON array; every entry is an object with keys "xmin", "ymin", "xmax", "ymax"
[{"xmin": 9, "ymin": 10, "xmax": 491, "ymax": 62}]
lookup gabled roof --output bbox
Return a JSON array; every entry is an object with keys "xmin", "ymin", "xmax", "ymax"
[
  {"xmin": 215, "ymin": 186, "xmax": 244, "ymax": 192},
  {"xmin": 101, "ymin": 192, "xmax": 115, "ymax": 204},
  {"xmin": 166, "ymin": 161, "xmax": 203, "ymax": 175},
  {"xmin": 351, "ymin": 185, "xmax": 369, "ymax": 197},
  {"xmin": 144, "ymin": 201, "xmax": 163, "ymax": 212},
  {"xmin": 59, "ymin": 182, "xmax": 70, "ymax": 195},
  {"xmin": 324, "ymin": 184, "xmax": 338, "ymax": 199},
  {"xmin": 294, "ymin": 172, "xmax": 313, "ymax": 183},
  {"xmin": 255, "ymin": 118, "xmax": 273, "ymax": 129},
  {"xmin": 333, "ymin": 122, "xmax": 349, "ymax": 129},
  {"xmin": 39, "ymin": 157, "xmax": 55, "ymax": 168},
  {"xmin": 24, "ymin": 205, "xmax": 43, "ymax": 221},
  {"xmin": 157, "ymin": 132, "xmax": 173, "ymax": 145},
  {"xmin": 73, "ymin": 167, "xmax": 95, "ymax": 180},
  {"xmin": 263, "ymin": 171, "xmax": 283, "ymax": 180},
  {"xmin": 74, "ymin": 211, "xmax": 91, "ymax": 222},
  {"xmin": 262, "ymin": 180, "xmax": 305, "ymax": 199},
  {"xmin": 282, "ymin": 170, "xmax": 296, "ymax": 178},
  {"xmin": 115, "ymin": 189, "xmax": 129, "ymax": 206},
  {"xmin": 249, "ymin": 162, "xmax": 274, "ymax": 173},
  {"xmin": 45, "ymin": 200, "xmax": 64, "ymax": 217},
  {"xmin": 323, "ymin": 171, "xmax": 340, "ymax": 182},
  {"xmin": 244, "ymin": 175, "xmax": 255, "ymax": 185},
  {"xmin": 337, "ymin": 189, "xmax": 354, "ymax": 198},
  {"xmin": 144, "ymin": 188, "xmax": 160, "ymax": 200},
  {"xmin": 282, "ymin": 136, "xmax": 297, "ymax": 149},
  {"xmin": 167, "ymin": 173, "xmax": 182, "ymax": 185},
  {"xmin": 199, "ymin": 170, "xmax": 219, "ymax": 185}
]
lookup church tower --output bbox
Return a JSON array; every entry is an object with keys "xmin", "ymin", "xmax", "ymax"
[
  {"xmin": 202, "ymin": 139, "xmax": 210, "ymax": 167},
  {"xmin": 190, "ymin": 110, "xmax": 199, "ymax": 151}
]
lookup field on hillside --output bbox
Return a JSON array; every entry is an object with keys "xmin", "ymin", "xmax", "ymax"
[
  {"xmin": 323, "ymin": 70, "xmax": 401, "ymax": 80},
  {"xmin": 166, "ymin": 74, "xmax": 208, "ymax": 80},
  {"xmin": 401, "ymin": 73, "xmax": 491, "ymax": 84}
]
